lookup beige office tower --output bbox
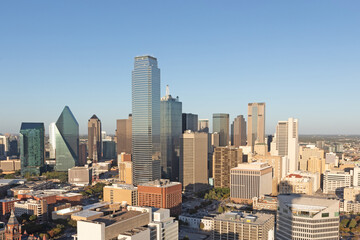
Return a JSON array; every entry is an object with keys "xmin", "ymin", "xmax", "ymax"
[
  {"xmin": 103, "ymin": 184, "xmax": 138, "ymax": 205},
  {"xmin": 118, "ymin": 153, "xmax": 133, "ymax": 185},
  {"xmin": 275, "ymin": 118, "xmax": 299, "ymax": 174},
  {"xmin": 180, "ymin": 131, "xmax": 208, "ymax": 192},
  {"xmin": 277, "ymin": 195, "xmax": 340, "ymax": 240},
  {"xmin": 251, "ymin": 155, "xmax": 283, "ymax": 195},
  {"xmin": 211, "ymin": 132, "xmax": 220, "ymax": 147},
  {"xmin": 213, "ymin": 212, "xmax": 275, "ymax": 240},
  {"xmin": 247, "ymin": 103, "xmax": 265, "ymax": 152},
  {"xmin": 233, "ymin": 115, "xmax": 247, "ymax": 147},
  {"xmin": 116, "ymin": 114, "xmax": 132, "ymax": 155},
  {"xmin": 198, "ymin": 119, "xmax": 209, "ymax": 132},
  {"xmin": 299, "ymin": 146, "xmax": 324, "ymax": 171},
  {"xmin": 213, "ymin": 147, "xmax": 243, "ymax": 188},
  {"xmin": 307, "ymin": 156, "xmax": 325, "ymax": 174},
  {"xmin": 88, "ymin": 115, "xmax": 102, "ymax": 162},
  {"xmin": 230, "ymin": 162, "xmax": 272, "ymax": 203}
]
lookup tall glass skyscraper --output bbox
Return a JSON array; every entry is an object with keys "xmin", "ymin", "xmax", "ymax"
[
  {"xmin": 55, "ymin": 106, "xmax": 79, "ymax": 171},
  {"xmin": 20, "ymin": 123, "xmax": 45, "ymax": 176},
  {"xmin": 247, "ymin": 102, "xmax": 266, "ymax": 151},
  {"xmin": 213, "ymin": 113, "xmax": 230, "ymax": 146},
  {"xmin": 132, "ymin": 56, "xmax": 161, "ymax": 185},
  {"xmin": 160, "ymin": 86, "xmax": 182, "ymax": 181}
]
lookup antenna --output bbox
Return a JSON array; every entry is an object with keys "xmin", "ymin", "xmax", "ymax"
[{"xmin": 166, "ymin": 85, "xmax": 170, "ymax": 96}]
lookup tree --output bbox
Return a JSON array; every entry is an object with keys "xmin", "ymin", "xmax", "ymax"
[
  {"xmin": 349, "ymin": 219, "xmax": 357, "ymax": 229},
  {"xmin": 29, "ymin": 215, "xmax": 37, "ymax": 221},
  {"xmin": 217, "ymin": 206, "xmax": 224, "ymax": 213},
  {"xmin": 182, "ymin": 236, "xmax": 190, "ymax": 240}
]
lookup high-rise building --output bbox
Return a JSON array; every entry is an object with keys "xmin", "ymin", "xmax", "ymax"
[
  {"xmin": 20, "ymin": 123, "xmax": 45, "ymax": 176},
  {"xmin": 68, "ymin": 166, "xmax": 92, "ymax": 186},
  {"xmin": 118, "ymin": 153, "xmax": 133, "ymax": 185},
  {"xmin": 213, "ymin": 113, "xmax": 229, "ymax": 147},
  {"xmin": 103, "ymin": 184, "xmax": 138, "ymax": 206},
  {"xmin": 198, "ymin": 119, "xmax": 209, "ymax": 133},
  {"xmin": 55, "ymin": 106, "xmax": 79, "ymax": 171},
  {"xmin": 78, "ymin": 143, "xmax": 87, "ymax": 166},
  {"xmin": 116, "ymin": 114, "xmax": 132, "ymax": 155},
  {"xmin": 0, "ymin": 135, "xmax": 8, "ymax": 157},
  {"xmin": 138, "ymin": 179, "xmax": 182, "ymax": 216},
  {"xmin": 299, "ymin": 146, "xmax": 324, "ymax": 171},
  {"xmin": 182, "ymin": 113, "xmax": 198, "ymax": 132},
  {"xmin": 323, "ymin": 170, "xmax": 353, "ymax": 195},
  {"xmin": 160, "ymin": 85, "xmax": 182, "ymax": 181},
  {"xmin": 230, "ymin": 162, "xmax": 272, "ymax": 203},
  {"xmin": 275, "ymin": 118, "xmax": 299, "ymax": 174},
  {"xmin": 180, "ymin": 131, "xmax": 208, "ymax": 192},
  {"xmin": 232, "ymin": 115, "xmax": 246, "ymax": 147},
  {"xmin": 102, "ymin": 140, "xmax": 116, "ymax": 159},
  {"xmin": 49, "ymin": 122, "xmax": 56, "ymax": 159},
  {"xmin": 88, "ymin": 114, "xmax": 102, "ymax": 162},
  {"xmin": 132, "ymin": 55, "xmax": 161, "ymax": 185},
  {"xmin": 212, "ymin": 147, "xmax": 242, "ymax": 188},
  {"xmin": 247, "ymin": 103, "xmax": 265, "ymax": 151},
  {"xmin": 276, "ymin": 195, "xmax": 339, "ymax": 240}
]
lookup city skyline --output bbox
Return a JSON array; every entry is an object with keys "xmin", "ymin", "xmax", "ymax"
[{"xmin": 1, "ymin": 1, "xmax": 360, "ymax": 135}]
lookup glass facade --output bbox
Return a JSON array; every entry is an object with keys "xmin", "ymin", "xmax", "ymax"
[
  {"xmin": 103, "ymin": 140, "xmax": 116, "ymax": 159},
  {"xmin": 55, "ymin": 106, "xmax": 79, "ymax": 171},
  {"xmin": 20, "ymin": 123, "xmax": 45, "ymax": 176},
  {"xmin": 160, "ymin": 93, "xmax": 182, "ymax": 181},
  {"xmin": 182, "ymin": 113, "xmax": 198, "ymax": 132},
  {"xmin": 132, "ymin": 56, "xmax": 161, "ymax": 185},
  {"xmin": 213, "ymin": 113, "xmax": 229, "ymax": 146}
]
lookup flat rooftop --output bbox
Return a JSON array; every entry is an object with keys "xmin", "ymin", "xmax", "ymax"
[
  {"xmin": 215, "ymin": 211, "xmax": 273, "ymax": 225},
  {"xmin": 278, "ymin": 194, "xmax": 339, "ymax": 209},
  {"xmin": 92, "ymin": 210, "xmax": 144, "ymax": 227},
  {"xmin": 138, "ymin": 179, "xmax": 181, "ymax": 188},
  {"xmin": 232, "ymin": 162, "xmax": 271, "ymax": 171},
  {"xmin": 72, "ymin": 210, "xmax": 102, "ymax": 218},
  {"xmin": 82, "ymin": 202, "xmax": 110, "ymax": 211},
  {"xmin": 105, "ymin": 184, "xmax": 137, "ymax": 190}
]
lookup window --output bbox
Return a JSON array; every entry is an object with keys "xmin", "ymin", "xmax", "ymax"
[{"xmin": 321, "ymin": 213, "xmax": 329, "ymax": 217}]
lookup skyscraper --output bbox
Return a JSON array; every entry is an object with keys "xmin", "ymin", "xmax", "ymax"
[
  {"xmin": 160, "ymin": 85, "xmax": 182, "ymax": 180},
  {"xmin": 232, "ymin": 115, "xmax": 246, "ymax": 147},
  {"xmin": 132, "ymin": 55, "xmax": 161, "ymax": 185},
  {"xmin": 198, "ymin": 119, "xmax": 209, "ymax": 133},
  {"xmin": 55, "ymin": 106, "xmax": 79, "ymax": 171},
  {"xmin": 247, "ymin": 103, "xmax": 265, "ymax": 151},
  {"xmin": 213, "ymin": 113, "xmax": 229, "ymax": 146},
  {"xmin": 49, "ymin": 122, "xmax": 56, "ymax": 159},
  {"xmin": 116, "ymin": 114, "xmax": 132, "ymax": 155},
  {"xmin": 88, "ymin": 114, "xmax": 102, "ymax": 162},
  {"xmin": 180, "ymin": 131, "xmax": 208, "ymax": 192},
  {"xmin": 182, "ymin": 113, "xmax": 198, "ymax": 132},
  {"xmin": 275, "ymin": 118, "xmax": 299, "ymax": 174},
  {"xmin": 20, "ymin": 123, "xmax": 45, "ymax": 176}
]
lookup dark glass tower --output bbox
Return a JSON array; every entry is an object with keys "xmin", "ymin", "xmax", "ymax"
[
  {"xmin": 182, "ymin": 113, "xmax": 198, "ymax": 133},
  {"xmin": 55, "ymin": 106, "xmax": 79, "ymax": 171},
  {"xmin": 213, "ymin": 113, "xmax": 230, "ymax": 146},
  {"xmin": 20, "ymin": 123, "xmax": 45, "ymax": 176},
  {"xmin": 132, "ymin": 56, "xmax": 161, "ymax": 185},
  {"xmin": 160, "ymin": 86, "xmax": 182, "ymax": 180}
]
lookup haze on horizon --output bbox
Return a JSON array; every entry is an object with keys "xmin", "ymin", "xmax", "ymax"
[{"xmin": 1, "ymin": 1, "xmax": 359, "ymax": 135}]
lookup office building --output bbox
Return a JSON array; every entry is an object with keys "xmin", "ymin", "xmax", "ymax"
[
  {"xmin": 49, "ymin": 122, "xmax": 56, "ymax": 159},
  {"xmin": 116, "ymin": 114, "xmax": 132, "ymax": 155},
  {"xmin": 279, "ymin": 173, "xmax": 314, "ymax": 195},
  {"xmin": 103, "ymin": 184, "xmax": 138, "ymax": 206},
  {"xmin": 138, "ymin": 179, "xmax": 182, "ymax": 216},
  {"xmin": 132, "ymin": 56, "xmax": 161, "ymax": 185},
  {"xmin": 326, "ymin": 152, "xmax": 339, "ymax": 165},
  {"xmin": 213, "ymin": 113, "xmax": 229, "ymax": 147},
  {"xmin": 354, "ymin": 166, "xmax": 360, "ymax": 187},
  {"xmin": 78, "ymin": 143, "xmax": 87, "ymax": 166},
  {"xmin": 55, "ymin": 106, "xmax": 79, "ymax": 171},
  {"xmin": 232, "ymin": 115, "xmax": 246, "ymax": 147},
  {"xmin": 323, "ymin": 170, "xmax": 353, "ymax": 195},
  {"xmin": 88, "ymin": 114, "xmax": 102, "ymax": 162},
  {"xmin": 103, "ymin": 140, "xmax": 116, "ymax": 159},
  {"xmin": 68, "ymin": 166, "xmax": 92, "ymax": 186},
  {"xmin": 344, "ymin": 187, "xmax": 360, "ymax": 202},
  {"xmin": 0, "ymin": 136, "xmax": 7, "ymax": 157},
  {"xmin": 275, "ymin": 118, "xmax": 299, "ymax": 174},
  {"xmin": 247, "ymin": 103, "xmax": 265, "ymax": 151},
  {"xmin": 14, "ymin": 199, "xmax": 47, "ymax": 222},
  {"xmin": 230, "ymin": 162, "xmax": 272, "ymax": 203},
  {"xmin": 148, "ymin": 208, "xmax": 179, "ymax": 240},
  {"xmin": 118, "ymin": 153, "xmax": 133, "ymax": 185},
  {"xmin": 182, "ymin": 113, "xmax": 198, "ymax": 132},
  {"xmin": 211, "ymin": 132, "xmax": 220, "ymax": 148},
  {"xmin": 307, "ymin": 156, "xmax": 326, "ymax": 175},
  {"xmin": 160, "ymin": 86, "xmax": 182, "ymax": 180},
  {"xmin": 299, "ymin": 146, "xmax": 324, "ymax": 172},
  {"xmin": 212, "ymin": 211, "xmax": 275, "ymax": 240},
  {"xmin": 180, "ymin": 131, "xmax": 208, "ymax": 192},
  {"xmin": 198, "ymin": 119, "xmax": 209, "ymax": 133},
  {"xmin": 19, "ymin": 123, "xmax": 45, "ymax": 176},
  {"xmin": 213, "ymin": 147, "xmax": 242, "ymax": 188},
  {"xmin": 276, "ymin": 195, "xmax": 339, "ymax": 240}
]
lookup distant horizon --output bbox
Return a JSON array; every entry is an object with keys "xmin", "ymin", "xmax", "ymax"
[{"xmin": 1, "ymin": 1, "xmax": 360, "ymax": 135}]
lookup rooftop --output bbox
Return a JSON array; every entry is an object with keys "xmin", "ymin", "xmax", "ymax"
[
  {"xmin": 138, "ymin": 179, "xmax": 181, "ymax": 188},
  {"xmin": 215, "ymin": 211, "xmax": 273, "ymax": 225},
  {"xmin": 72, "ymin": 210, "xmax": 102, "ymax": 218},
  {"xmin": 92, "ymin": 210, "xmax": 144, "ymax": 227},
  {"xmin": 105, "ymin": 184, "xmax": 137, "ymax": 190},
  {"xmin": 232, "ymin": 162, "xmax": 271, "ymax": 171},
  {"xmin": 278, "ymin": 194, "xmax": 339, "ymax": 209}
]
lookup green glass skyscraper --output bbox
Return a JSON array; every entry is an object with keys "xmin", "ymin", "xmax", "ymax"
[
  {"xmin": 55, "ymin": 106, "xmax": 79, "ymax": 171},
  {"xmin": 20, "ymin": 123, "xmax": 45, "ymax": 176},
  {"xmin": 132, "ymin": 55, "xmax": 161, "ymax": 185},
  {"xmin": 160, "ymin": 86, "xmax": 182, "ymax": 181}
]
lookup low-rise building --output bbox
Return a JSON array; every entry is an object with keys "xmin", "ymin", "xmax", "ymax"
[
  {"xmin": 14, "ymin": 199, "xmax": 47, "ymax": 222},
  {"xmin": 68, "ymin": 166, "xmax": 92, "ymax": 186},
  {"xmin": 279, "ymin": 173, "xmax": 314, "ymax": 195},
  {"xmin": 103, "ymin": 184, "xmax": 138, "ymax": 206},
  {"xmin": 178, "ymin": 215, "xmax": 213, "ymax": 231},
  {"xmin": 0, "ymin": 199, "xmax": 19, "ymax": 215},
  {"xmin": 344, "ymin": 186, "xmax": 360, "ymax": 202},
  {"xmin": 148, "ymin": 208, "xmax": 178, "ymax": 240},
  {"xmin": 252, "ymin": 196, "xmax": 278, "ymax": 211},
  {"xmin": 323, "ymin": 170, "xmax": 353, "ymax": 195}
]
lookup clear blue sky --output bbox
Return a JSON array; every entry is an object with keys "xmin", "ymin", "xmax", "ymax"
[{"xmin": 1, "ymin": 1, "xmax": 359, "ymax": 135}]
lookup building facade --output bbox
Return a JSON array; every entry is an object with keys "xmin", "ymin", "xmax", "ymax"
[
  {"xmin": 20, "ymin": 123, "xmax": 45, "ymax": 176},
  {"xmin": 132, "ymin": 56, "xmax": 161, "ymax": 185},
  {"xmin": 232, "ymin": 115, "xmax": 246, "ymax": 147},
  {"xmin": 247, "ymin": 103, "xmax": 265, "ymax": 152},
  {"xmin": 213, "ymin": 113, "xmax": 229, "ymax": 147},
  {"xmin": 213, "ymin": 147, "xmax": 242, "ymax": 188},
  {"xmin": 88, "ymin": 114, "xmax": 102, "ymax": 162},
  {"xmin": 116, "ymin": 114, "xmax": 132, "ymax": 155},
  {"xmin": 103, "ymin": 184, "xmax": 138, "ymax": 206},
  {"xmin": 182, "ymin": 113, "xmax": 198, "ymax": 133}
]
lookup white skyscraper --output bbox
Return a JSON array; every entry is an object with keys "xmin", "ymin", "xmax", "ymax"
[
  {"xmin": 275, "ymin": 118, "xmax": 299, "ymax": 174},
  {"xmin": 49, "ymin": 122, "xmax": 56, "ymax": 159}
]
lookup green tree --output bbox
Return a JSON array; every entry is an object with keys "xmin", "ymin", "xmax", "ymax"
[
  {"xmin": 217, "ymin": 206, "xmax": 224, "ymax": 213},
  {"xmin": 349, "ymin": 219, "xmax": 357, "ymax": 229},
  {"xmin": 29, "ymin": 215, "xmax": 37, "ymax": 221}
]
